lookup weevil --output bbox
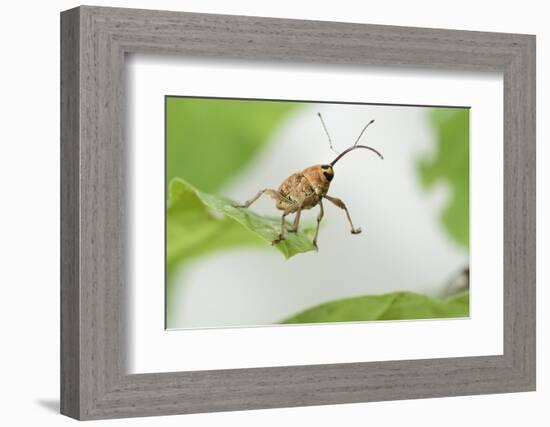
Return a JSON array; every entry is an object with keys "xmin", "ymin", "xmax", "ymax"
[{"xmin": 233, "ymin": 113, "xmax": 383, "ymax": 249}]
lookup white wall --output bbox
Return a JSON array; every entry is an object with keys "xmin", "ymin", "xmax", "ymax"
[{"xmin": 0, "ymin": 0, "xmax": 546, "ymax": 425}]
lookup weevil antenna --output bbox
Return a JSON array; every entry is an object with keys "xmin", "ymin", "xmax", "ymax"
[
  {"xmin": 352, "ymin": 119, "xmax": 375, "ymax": 147},
  {"xmin": 330, "ymin": 144, "xmax": 384, "ymax": 167},
  {"xmin": 317, "ymin": 112, "xmax": 340, "ymax": 155}
]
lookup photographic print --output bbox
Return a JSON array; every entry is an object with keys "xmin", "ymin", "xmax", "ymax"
[{"xmin": 166, "ymin": 96, "xmax": 469, "ymax": 329}]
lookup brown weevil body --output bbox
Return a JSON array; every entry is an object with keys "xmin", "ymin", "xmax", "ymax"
[{"xmin": 233, "ymin": 113, "xmax": 383, "ymax": 249}]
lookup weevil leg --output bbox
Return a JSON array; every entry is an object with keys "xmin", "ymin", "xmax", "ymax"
[
  {"xmin": 287, "ymin": 207, "xmax": 302, "ymax": 233},
  {"xmin": 312, "ymin": 199, "xmax": 324, "ymax": 250},
  {"xmin": 324, "ymin": 195, "xmax": 362, "ymax": 234},
  {"xmin": 232, "ymin": 189, "xmax": 289, "ymax": 208},
  {"xmin": 272, "ymin": 210, "xmax": 291, "ymax": 245}
]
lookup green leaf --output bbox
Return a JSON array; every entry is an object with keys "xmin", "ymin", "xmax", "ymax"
[
  {"xmin": 166, "ymin": 97, "xmax": 297, "ymax": 193},
  {"xmin": 418, "ymin": 109, "xmax": 469, "ymax": 248},
  {"xmin": 167, "ymin": 178, "xmax": 317, "ymax": 273},
  {"xmin": 280, "ymin": 291, "xmax": 469, "ymax": 324}
]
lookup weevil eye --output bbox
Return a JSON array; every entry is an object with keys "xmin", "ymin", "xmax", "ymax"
[
  {"xmin": 323, "ymin": 171, "xmax": 334, "ymax": 181},
  {"xmin": 322, "ymin": 165, "xmax": 334, "ymax": 182}
]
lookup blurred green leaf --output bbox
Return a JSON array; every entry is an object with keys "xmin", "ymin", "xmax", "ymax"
[
  {"xmin": 280, "ymin": 291, "xmax": 469, "ymax": 324},
  {"xmin": 166, "ymin": 97, "xmax": 297, "ymax": 192},
  {"xmin": 167, "ymin": 178, "xmax": 317, "ymax": 272},
  {"xmin": 418, "ymin": 109, "xmax": 469, "ymax": 248}
]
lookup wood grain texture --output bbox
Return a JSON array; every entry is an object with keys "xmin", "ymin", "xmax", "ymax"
[
  {"xmin": 60, "ymin": 5, "xmax": 536, "ymax": 420},
  {"xmin": 60, "ymin": 7, "xmax": 80, "ymax": 419}
]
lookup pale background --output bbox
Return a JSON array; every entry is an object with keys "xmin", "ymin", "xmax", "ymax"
[{"xmin": 0, "ymin": 0, "xmax": 546, "ymax": 426}]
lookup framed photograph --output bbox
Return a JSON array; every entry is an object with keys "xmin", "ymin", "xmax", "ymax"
[{"xmin": 60, "ymin": 6, "xmax": 536, "ymax": 420}]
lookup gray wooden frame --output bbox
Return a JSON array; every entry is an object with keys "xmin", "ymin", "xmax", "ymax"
[{"xmin": 60, "ymin": 5, "xmax": 536, "ymax": 420}]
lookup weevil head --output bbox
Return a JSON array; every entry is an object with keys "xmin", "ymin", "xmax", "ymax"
[
  {"xmin": 303, "ymin": 164, "xmax": 334, "ymax": 195},
  {"xmin": 320, "ymin": 164, "xmax": 334, "ymax": 182}
]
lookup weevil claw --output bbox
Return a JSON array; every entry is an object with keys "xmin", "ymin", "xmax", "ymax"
[{"xmin": 271, "ymin": 234, "xmax": 285, "ymax": 245}]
